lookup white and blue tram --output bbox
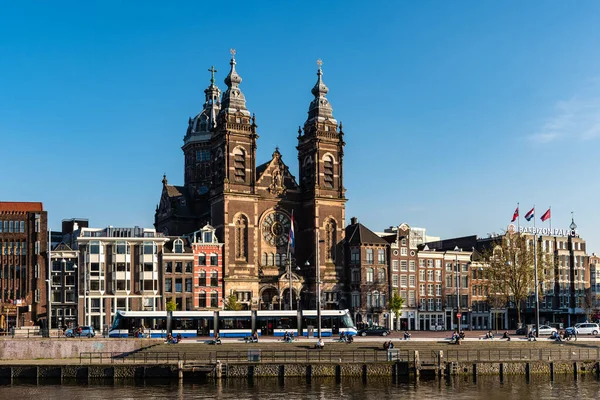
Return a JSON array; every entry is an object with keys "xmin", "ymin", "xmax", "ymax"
[{"xmin": 108, "ymin": 309, "xmax": 357, "ymax": 338}]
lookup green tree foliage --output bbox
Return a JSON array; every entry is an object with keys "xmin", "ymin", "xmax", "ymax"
[
  {"xmin": 388, "ymin": 289, "xmax": 405, "ymax": 330},
  {"xmin": 224, "ymin": 293, "xmax": 243, "ymax": 311},
  {"xmin": 166, "ymin": 299, "xmax": 177, "ymax": 312}
]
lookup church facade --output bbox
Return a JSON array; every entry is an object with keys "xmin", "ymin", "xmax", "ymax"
[{"xmin": 155, "ymin": 51, "xmax": 347, "ymax": 311}]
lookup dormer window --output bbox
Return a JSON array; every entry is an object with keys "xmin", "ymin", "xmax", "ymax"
[
  {"xmin": 203, "ymin": 231, "xmax": 213, "ymax": 243},
  {"xmin": 174, "ymin": 239, "xmax": 184, "ymax": 254}
]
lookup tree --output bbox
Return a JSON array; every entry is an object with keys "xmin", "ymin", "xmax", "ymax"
[
  {"xmin": 583, "ymin": 289, "xmax": 599, "ymax": 321},
  {"xmin": 388, "ymin": 289, "xmax": 405, "ymax": 330},
  {"xmin": 224, "ymin": 293, "xmax": 243, "ymax": 311},
  {"xmin": 484, "ymin": 233, "xmax": 536, "ymax": 325},
  {"xmin": 166, "ymin": 299, "xmax": 177, "ymax": 312}
]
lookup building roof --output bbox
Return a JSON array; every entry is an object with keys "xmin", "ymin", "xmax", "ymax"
[
  {"xmin": 0, "ymin": 202, "xmax": 44, "ymax": 212},
  {"xmin": 345, "ymin": 222, "xmax": 388, "ymax": 246}
]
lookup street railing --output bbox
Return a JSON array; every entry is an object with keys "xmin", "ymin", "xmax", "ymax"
[
  {"xmin": 79, "ymin": 351, "xmax": 185, "ymax": 364},
  {"xmin": 211, "ymin": 349, "xmax": 411, "ymax": 364},
  {"xmin": 443, "ymin": 347, "xmax": 600, "ymax": 362}
]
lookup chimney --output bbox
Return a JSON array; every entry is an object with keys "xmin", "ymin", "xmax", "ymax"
[{"xmin": 350, "ymin": 217, "xmax": 358, "ymax": 225}]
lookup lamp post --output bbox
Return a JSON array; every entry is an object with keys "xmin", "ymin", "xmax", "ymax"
[
  {"xmin": 305, "ymin": 234, "xmax": 325, "ymax": 339},
  {"xmin": 316, "ymin": 232, "xmax": 324, "ymax": 339}
]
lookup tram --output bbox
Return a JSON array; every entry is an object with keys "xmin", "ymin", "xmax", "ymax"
[{"xmin": 108, "ymin": 309, "xmax": 357, "ymax": 338}]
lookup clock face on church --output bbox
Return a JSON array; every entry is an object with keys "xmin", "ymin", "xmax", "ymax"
[{"xmin": 262, "ymin": 212, "xmax": 291, "ymax": 247}]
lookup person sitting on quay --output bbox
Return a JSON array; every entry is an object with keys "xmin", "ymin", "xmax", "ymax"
[
  {"xmin": 176, "ymin": 333, "xmax": 182, "ymax": 343},
  {"xmin": 346, "ymin": 333, "xmax": 354, "ymax": 344},
  {"xmin": 528, "ymin": 330, "xmax": 537, "ymax": 341},
  {"xmin": 383, "ymin": 340, "xmax": 394, "ymax": 350},
  {"xmin": 283, "ymin": 331, "xmax": 293, "ymax": 343},
  {"xmin": 485, "ymin": 330, "xmax": 494, "ymax": 339},
  {"xmin": 403, "ymin": 331, "xmax": 411, "ymax": 340},
  {"xmin": 209, "ymin": 333, "xmax": 222, "ymax": 345},
  {"xmin": 502, "ymin": 331, "xmax": 511, "ymax": 341},
  {"xmin": 339, "ymin": 331, "xmax": 347, "ymax": 343},
  {"xmin": 315, "ymin": 338, "xmax": 324, "ymax": 350}
]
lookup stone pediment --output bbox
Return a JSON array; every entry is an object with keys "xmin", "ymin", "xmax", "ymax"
[{"xmin": 256, "ymin": 148, "xmax": 299, "ymax": 197}]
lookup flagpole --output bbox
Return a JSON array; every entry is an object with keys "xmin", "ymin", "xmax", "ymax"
[
  {"xmin": 533, "ymin": 205, "xmax": 540, "ymax": 338},
  {"xmin": 517, "ymin": 202, "xmax": 520, "ymax": 233},
  {"xmin": 287, "ymin": 210, "xmax": 293, "ymax": 310},
  {"xmin": 549, "ymin": 206, "xmax": 552, "ymax": 233}
]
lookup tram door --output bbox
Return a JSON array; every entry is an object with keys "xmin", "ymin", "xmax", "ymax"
[{"xmin": 258, "ymin": 318, "xmax": 275, "ymax": 335}]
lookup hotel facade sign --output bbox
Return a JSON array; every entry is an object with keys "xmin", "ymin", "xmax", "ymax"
[{"xmin": 509, "ymin": 224, "xmax": 578, "ymax": 237}]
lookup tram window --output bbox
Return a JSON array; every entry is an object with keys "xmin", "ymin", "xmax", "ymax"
[{"xmin": 219, "ymin": 317, "xmax": 251, "ymax": 330}]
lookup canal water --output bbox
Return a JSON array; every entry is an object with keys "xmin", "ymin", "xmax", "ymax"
[{"xmin": 0, "ymin": 375, "xmax": 598, "ymax": 399}]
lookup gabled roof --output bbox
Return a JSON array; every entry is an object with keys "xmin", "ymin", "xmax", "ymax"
[
  {"xmin": 0, "ymin": 202, "xmax": 44, "ymax": 212},
  {"xmin": 53, "ymin": 242, "xmax": 74, "ymax": 251},
  {"xmin": 345, "ymin": 222, "xmax": 388, "ymax": 246}
]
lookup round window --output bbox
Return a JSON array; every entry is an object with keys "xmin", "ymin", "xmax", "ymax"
[
  {"xmin": 410, "ymin": 251, "xmax": 416, "ymax": 256},
  {"xmin": 393, "ymin": 250, "xmax": 399, "ymax": 256}
]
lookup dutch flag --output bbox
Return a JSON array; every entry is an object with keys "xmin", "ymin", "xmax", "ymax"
[
  {"xmin": 524, "ymin": 207, "xmax": 535, "ymax": 222},
  {"xmin": 288, "ymin": 210, "xmax": 295, "ymax": 249}
]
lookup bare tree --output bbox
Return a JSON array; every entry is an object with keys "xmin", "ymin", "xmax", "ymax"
[{"xmin": 484, "ymin": 233, "xmax": 536, "ymax": 325}]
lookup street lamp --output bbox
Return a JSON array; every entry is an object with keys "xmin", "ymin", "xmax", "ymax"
[
  {"xmin": 287, "ymin": 258, "xmax": 300, "ymax": 310},
  {"xmin": 305, "ymin": 234, "xmax": 325, "ymax": 339},
  {"xmin": 45, "ymin": 278, "xmax": 51, "ymax": 333}
]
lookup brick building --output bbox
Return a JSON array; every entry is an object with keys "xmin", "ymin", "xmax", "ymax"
[
  {"xmin": 344, "ymin": 218, "xmax": 389, "ymax": 326},
  {"xmin": 191, "ymin": 225, "xmax": 224, "ymax": 309},
  {"xmin": 0, "ymin": 202, "xmax": 48, "ymax": 329},
  {"xmin": 155, "ymin": 54, "xmax": 347, "ymax": 310},
  {"xmin": 162, "ymin": 236, "xmax": 195, "ymax": 311}
]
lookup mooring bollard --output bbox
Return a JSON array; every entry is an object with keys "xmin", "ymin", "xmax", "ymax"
[
  {"xmin": 216, "ymin": 361, "xmax": 222, "ymax": 380},
  {"xmin": 550, "ymin": 362, "xmax": 554, "ymax": 381},
  {"xmin": 573, "ymin": 362, "xmax": 578, "ymax": 380},
  {"xmin": 178, "ymin": 360, "xmax": 183, "ymax": 380}
]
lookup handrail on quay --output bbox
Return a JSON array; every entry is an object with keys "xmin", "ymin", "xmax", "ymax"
[{"xmin": 79, "ymin": 351, "xmax": 185, "ymax": 364}]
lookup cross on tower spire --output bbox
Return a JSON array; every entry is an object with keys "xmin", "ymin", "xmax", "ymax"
[
  {"xmin": 208, "ymin": 66, "xmax": 217, "ymax": 84},
  {"xmin": 230, "ymin": 48, "xmax": 236, "ymax": 59}
]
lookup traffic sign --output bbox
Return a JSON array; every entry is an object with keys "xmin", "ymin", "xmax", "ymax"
[{"xmin": 456, "ymin": 313, "xmax": 462, "ymax": 318}]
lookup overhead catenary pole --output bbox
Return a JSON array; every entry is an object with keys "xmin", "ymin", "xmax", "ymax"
[{"xmin": 316, "ymin": 229, "xmax": 322, "ymax": 339}]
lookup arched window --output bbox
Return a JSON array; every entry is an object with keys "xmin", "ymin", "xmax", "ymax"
[
  {"xmin": 198, "ymin": 253, "xmax": 206, "ymax": 265},
  {"xmin": 378, "ymin": 268, "xmax": 385, "ymax": 283},
  {"xmin": 210, "ymin": 253, "xmax": 218, "ymax": 266},
  {"xmin": 174, "ymin": 239, "xmax": 184, "ymax": 253},
  {"xmin": 198, "ymin": 271, "xmax": 206, "ymax": 287},
  {"xmin": 198, "ymin": 291, "xmax": 206, "ymax": 308},
  {"xmin": 268, "ymin": 253, "xmax": 274, "ymax": 266},
  {"xmin": 373, "ymin": 291, "xmax": 380, "ymax": 308},
  {"xmin": 235, "ymin": 214, "xmax": 248, "ymax": 261},
  {"xmin": 214, "ymin": 148, "xmax": 224, "ymax": 183},
  {"xmin": 210, "ymin": 271, "xmax": 218, "ymax": 287},
  {"xmin": 325, "ymin": 218, "xmax": 337, "ymax": 262},
  {"xmin": 366, "ymin": 268, "xmax": 374, "ymax": 283},
  {"xmin": 233, "ymin": 147, "xmax": 246, "ymax": 182},
  {"xmin": 275, "ymin": 253, "xmax": 281, "ymax": 266},
  {"xmin": 302, "ymin": 156, "xmax": 314, "ymax": 187},
  {"xmin": 261, "ymin": 252, "xmax": 268, "ymax": 266},
  {"xmin": 323, "ymin": 155, "xmax": 334, "ymax": 189}
]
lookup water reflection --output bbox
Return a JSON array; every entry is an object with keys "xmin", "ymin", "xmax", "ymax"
[{"xmin": 0, "ymin": 374, "xmax": 598, "ymax": 399}]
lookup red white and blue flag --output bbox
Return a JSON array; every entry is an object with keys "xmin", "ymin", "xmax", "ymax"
[
  {"xmin": 524, "ymin": 207, "xmax": 535, "ymax": 222},
  {"xmin": 288, "ymin": 210, "xmax": 295, "ymax": 249},
  {"xmin": 511, "ymin": 206, "xmax": 519, "ymax": 222}
]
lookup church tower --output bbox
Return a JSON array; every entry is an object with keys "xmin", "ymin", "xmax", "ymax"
[
  {"xmin": 297, "ymin": 60, "xmax": 347, "ymax": 309},
  {"xmin": 211, "ymin": 49, "xmax": 258, "ymax": 198},
  {"xmin": 182, "ymin": 66, "xmax": 221, "ymax": 195}
]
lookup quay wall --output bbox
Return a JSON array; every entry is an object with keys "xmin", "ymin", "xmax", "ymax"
[{"xmin": 0, "ymin": 339, "xmax": 162, "ymax": 360}]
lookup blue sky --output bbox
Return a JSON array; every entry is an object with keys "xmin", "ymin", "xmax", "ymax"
[{"xmin": 1, "ymin": 1, "xmax": 599, "ymax": 251}]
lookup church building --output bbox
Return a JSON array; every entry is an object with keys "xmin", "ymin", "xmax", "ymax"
[{"xmin": 155, "ymin": 51, "xmax": 347, "ymax": 311}]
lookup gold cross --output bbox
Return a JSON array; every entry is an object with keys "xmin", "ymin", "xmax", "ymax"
[
  {"xmin": 316, "ymin": 59, "xmax": 323, "ymax": 68},
  {"xmin": 208, "ymin": 65, "xmax": 217, "ymax": 83},
  {"xmin": 230, "ymin": 48, "xmax": 236, "ymax": 58}
]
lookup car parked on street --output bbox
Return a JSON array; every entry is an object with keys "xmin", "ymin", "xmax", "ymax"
[
  {"xmin": 65, "ymin": 326, "xmax": 96, "ymax": 338},
  {"xmin": 357, "ymin": 326, "xmax": 390, "ymax": 336},
  {"xmin": 532, "ymin": 325, "xmax": 557, "ymax": 336},
  {"xmin": 567, "ymin": 323, "xmax": 599, "ymax": 335}
]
